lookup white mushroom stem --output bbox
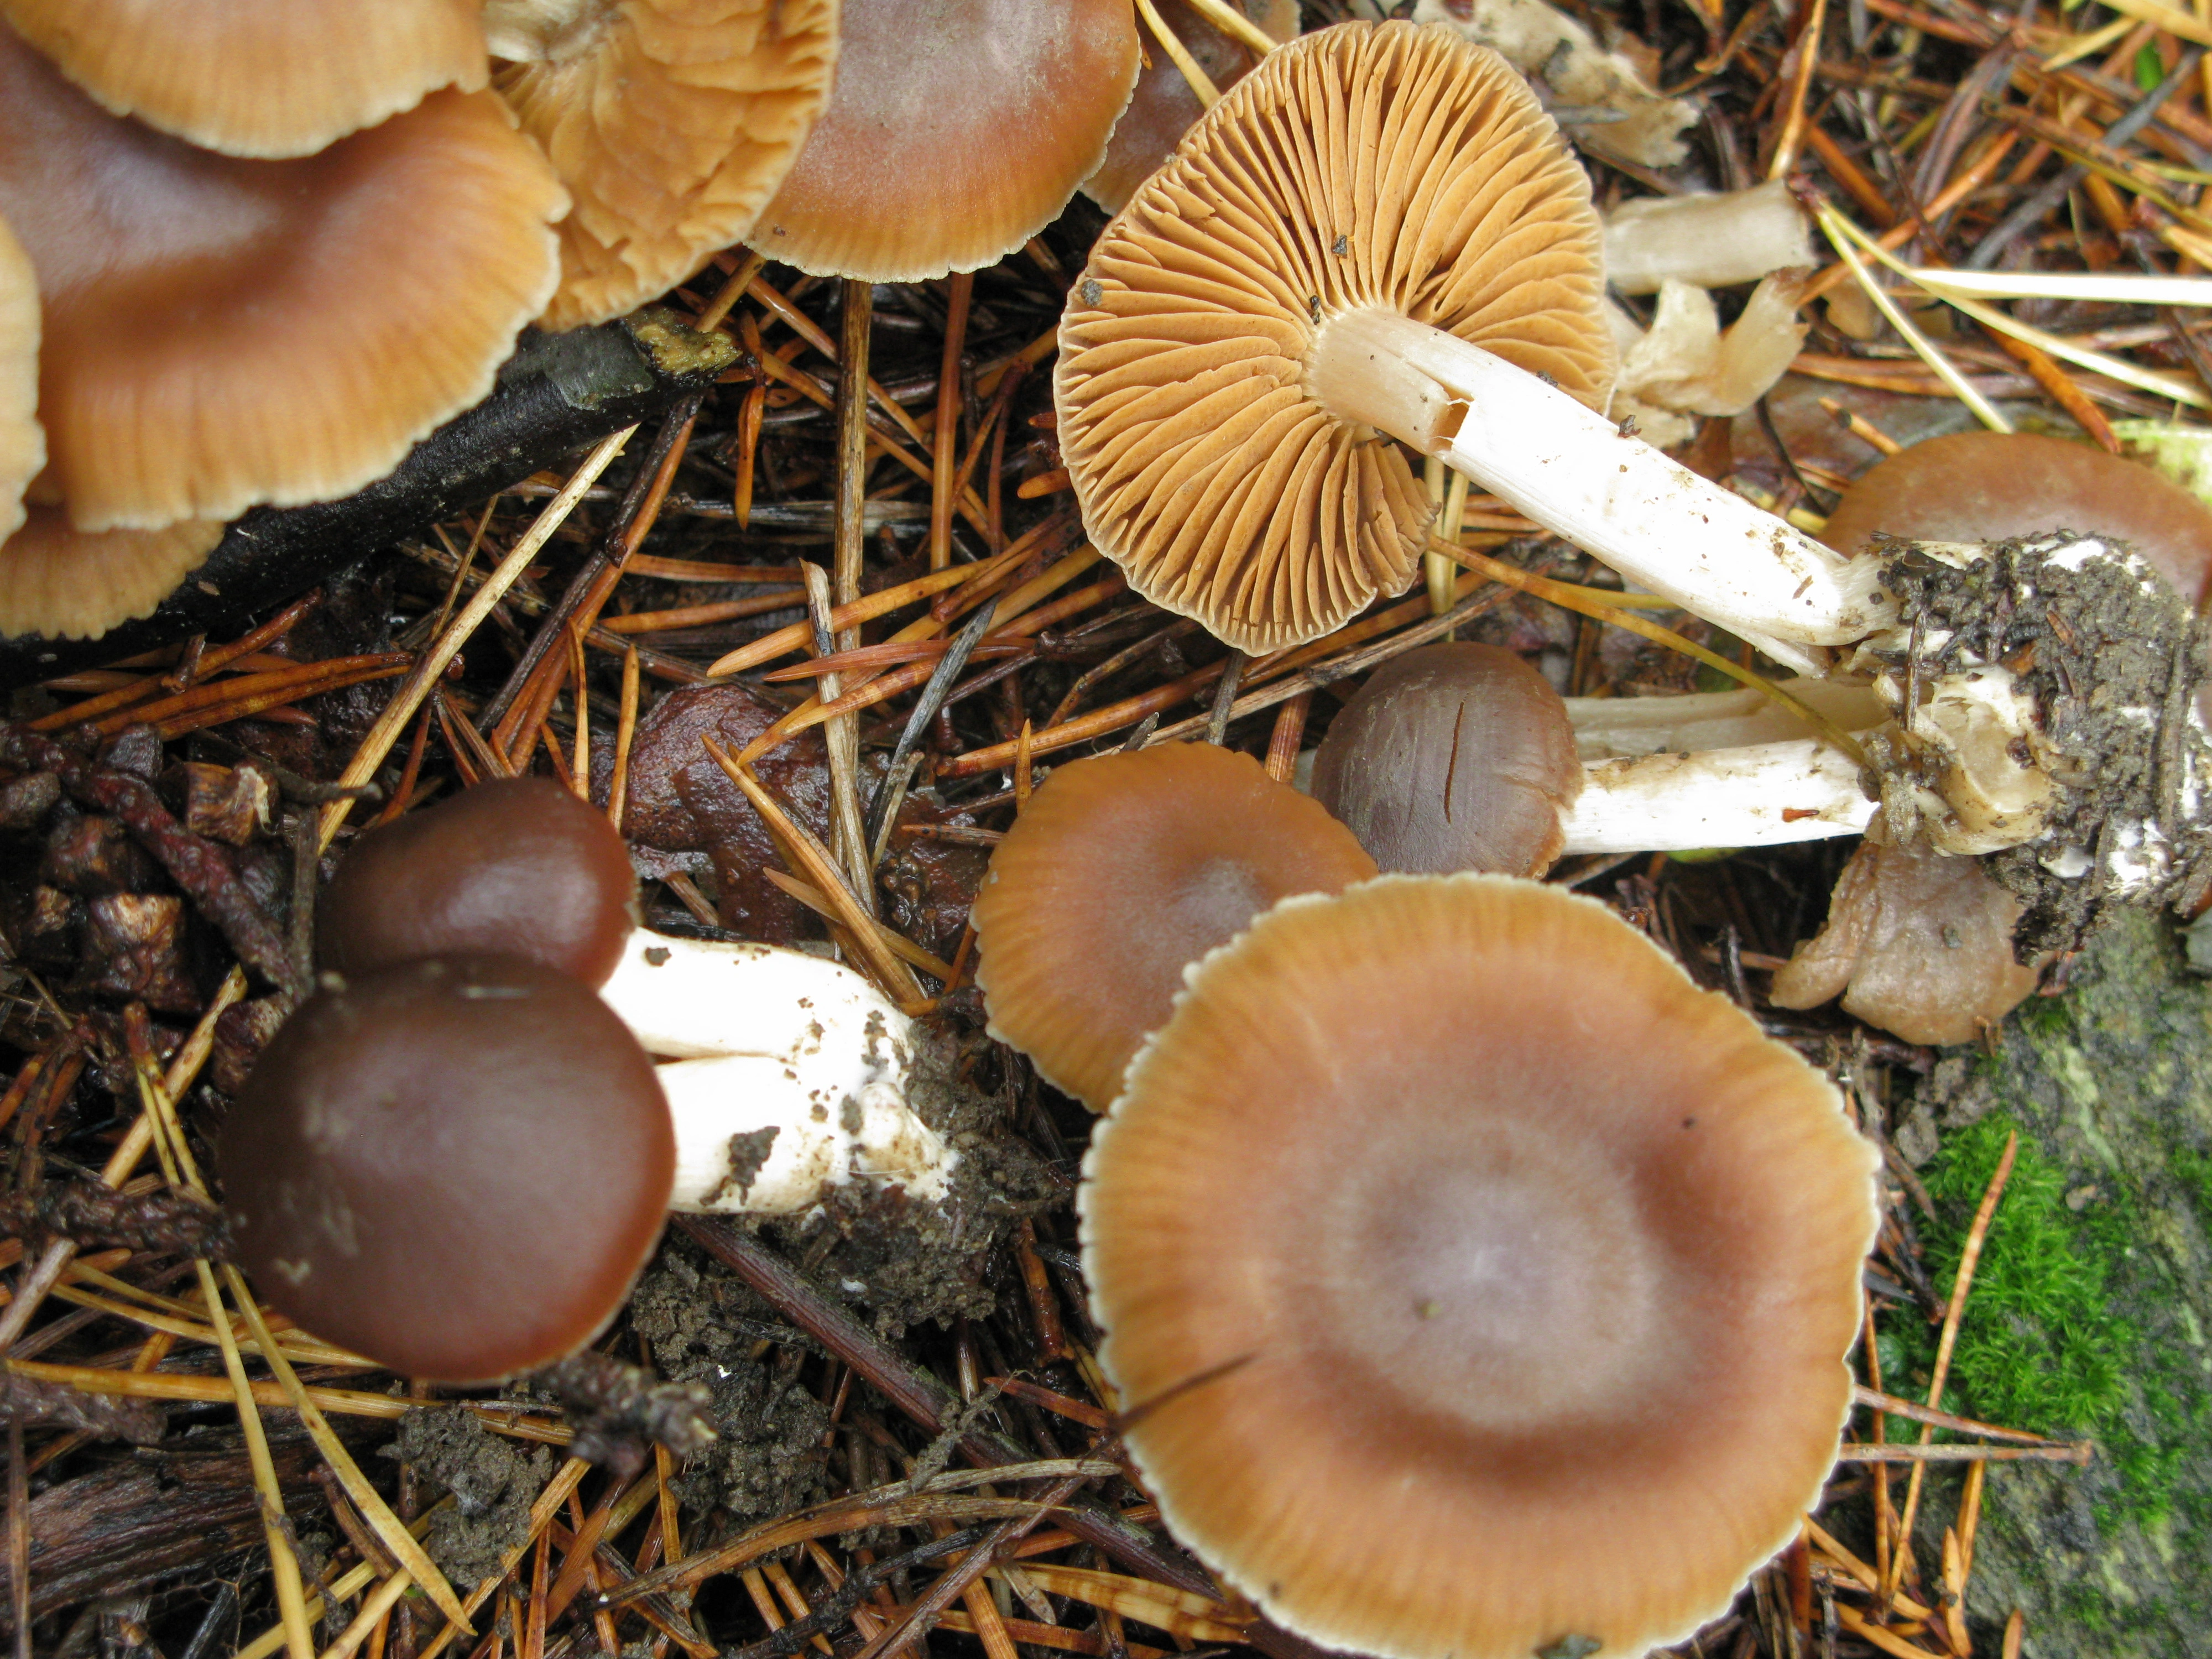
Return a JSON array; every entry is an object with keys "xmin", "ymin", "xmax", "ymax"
[
  {"xmin": 1306, "ymin": 305, "xmax": 1895, "ymax": 674},
  {"xmin": 596, "ymin": 928, "xmax": 959, "ymax": 1214},
  {"xmin": 1564, "ymin": 678, "xmax": 1886, "ymax": 760},
  {"xmin": 1561, "ymin": 735, "xmax": 1874, "ymax": 853}
]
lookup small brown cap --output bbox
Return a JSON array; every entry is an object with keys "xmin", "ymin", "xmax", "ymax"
[
  {"xmin": 973, "ymin": 741, "xmax": 1374, "ymax": 1110},
  {"xmin": 320, "ymin": 775, "xmax": 639, "ymax": 987},
  {"xmin": 753, "ymin": 0, "xmax": 1140, "ymax": 281},
  {"xmin": 220, "ymin": 954, "xmax": 674, "ymax": 1383},
  {"xmin": 0, "ymin": 209, "xmax": 38, "ymax": 547},
  {"xmin": 496, "ymin": 0, "xmax": 839, "ymax": 331},
  {"xmin": 0, "ymin": 32, "xmax": 565, "ymax": 531},
  {"xmin": 0, "ymin": 0, "xmax": 491, "ymax": 156},
  {"xmin": 1057, "ymin": 20, "xmax": 1612, "ymax": 652},
  {"xmin": 1312, "ymin": 641, "xmax": 1581, "ymax": 875},
  {"xmin": 1821, "ymin": 430, "xmax": 2212, "ymax": 608},
  {"xmin": 1083, "ymin": 874, "xmax": 1876, "ymax": 1659},
  {"xmin": 0, "ymin": 505, "xmax": 222, "ymax": 639}
]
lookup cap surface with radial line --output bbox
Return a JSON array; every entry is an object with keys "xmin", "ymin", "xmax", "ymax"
[
  {"xmin": 0, "ymin": 27, "xmax": 567, "ymax": 535},
  {"xmin": 0, "ymin": 0, "xmax": 491, "ymax": 156},
  {"xmin": 1081, "ymin": 873, "xmax": 1877, "ymax": 1659},
  {"xmin": 493, "ymin": 0, "xmax": 839, "ymax": 332},
  {"xmin": 1056, "ymin": 20, "xmax": 1614, "ymax": 653},
  {"xmin": 752, "ymin": 0, "xmax": 1140, "ymax": 282}
]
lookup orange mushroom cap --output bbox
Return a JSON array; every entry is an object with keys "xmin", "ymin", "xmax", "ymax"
[
  {"xmin": 0, "ymin": 28, "xmax": 566, "ymax": 533},
  {"xmin": 1056, "ymin": 21, "xmax": 1613, "ymax": 652},
  {"xmin": 1083, "ymin": 873, "xmax": 1877, "ymax": 1659},
  {"xmin": 0, "ymin": 210, "xmax": 37, "ymax": 548},
  {"xmin": 494, "ymin": 0, "xmax": 839, "ymax": 331},
  {"xmin": 753, "ymin": 0, "xmax": 1141, "ymax": 281},
  {"xmin": 973, "ymin": 740, "xmax": 1374, "ymax": 1110},
  {"xmin": 0, "ymin": 0, "xmax": 491, "ymax": 158},
  {"xmin": 0, "ymin": 505, "xmax": 222, "ymax": 640}
]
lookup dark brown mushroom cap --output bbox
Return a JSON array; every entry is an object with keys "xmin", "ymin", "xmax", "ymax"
[
  {"xmin": 752, "ymin": 0, "xmax": 1141, "ymax": 281},
  {"xmin": 0, "ymin": 505, "xmax": 222, "ymax": 640},
  {"xmin": 972, "ymin": 741, "xmax": 1375, "ymax": 1111},
  {"xmin": 495, "ymin": 0, "xmax": 839, "ymax": 331},
  {"xmin": 1311, "ymin": 642, "xmax": 1581, "ymax": 876},
  {"xmin": 1082, "ymin": 874, "xmax": 1877, "ymax": 1659},
  {"xmin": 218, "ymin": 954, "xmax": 674, "ymax": 1383},
  {"xmin": 0, "ymin": 0, "xmax": 490, "ymax": 157},
  {"xmin": 0, "ymin": 29, "xmax": 565, "ymax": 532},
  {"xmin": 1056, "ymin": 20, "xmax": 1613, "ymax": 653},
  {"xmin": 319, "ymin": 776, "xmax": 638, "ymax": 988},
  {"xmin": 1820, "ymin": 430, "xmax": 2212, "ymax": 607}
]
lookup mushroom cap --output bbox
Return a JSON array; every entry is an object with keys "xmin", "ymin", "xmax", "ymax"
[
  {"xmin": 1311, "ymin": 641, "xmax": 1582, "ymax": 875},
  {"xmin": 1080, "ymin": 0, "xmax": 1300, "ymax": 216},
  {"xmin": 0, "ymin": 505, "xmax": 222, "ymax": 640},
  {"xmin": 972, "ymin": 740, "xmax": 1374, "ymax": 1110},
  {"xmin": 752, "ymin": 0, "xmax": 1141, "ymax": 281},
  {"xmin": 0, "ymin": 209, "xmax": 38, "ymax": 547},
  {"xmin": 1056, "ymin": 20, "xmax": 1613, "ymax": 653},
  {"xmin": 1082, "ymin": 873, "xmax": 1877, "ymax": 1659},
  {"xmin": 219, "ymin": 954, "xmax": 674, "ymax": 1383},
  {"xmin": 1820, "ymin": 430, "xmax": 2212, "ymax": 608},
  {"xmin": 0, "ymin": 31, "xmax": 566, "ymax": 532},
  {"xmin": 0, "ymin": 0, "xmax": 491, "ymax": 158},
  {"xmin": 496, "ymin": 0, "xmax": 839, "ymax": 331},
  {"xmin": 319, "ymin": 776, "xmax": 638, "ymax": 988}
]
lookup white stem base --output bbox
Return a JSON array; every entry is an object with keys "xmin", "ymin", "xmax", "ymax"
[
  {"xmin": 1307, "ymin": 307, "xmax": 1895, "ymax": 673},
  {"xmin": 599, "ymin": 928, "xmax": 909, "ymax": 1063},
  {"xmin": 1562, "ymin": 737, "xmax": 1875, "ymax": 853}
]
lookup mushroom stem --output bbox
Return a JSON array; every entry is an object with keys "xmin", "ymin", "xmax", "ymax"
[
  {"xmin": 597, "ymin": 928, "xmax": 961, "ymax": 1214},
  {"xmin": 1305, "ymin": 305, "xmax": 1891, "ymax": 673},
  {"xmin": 1561, "ymin": 735, "xmax": 1874, "ymax": 853}
]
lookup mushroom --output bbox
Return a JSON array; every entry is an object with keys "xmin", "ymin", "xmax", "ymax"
[
  {"xmin": 489, "ymin": 0, "xmax": 839, "ymax": 330},
  {"xmin": 0, "ymin": 25, "xmax": 566, "ymax": 535},
  {"xmin": 0, "ymin": 0, "xmax": 491, "ymax": 156},
  {"xmin": 0, "ymin": 508, "xmax": 223, "ymax": 640},
  {"xmin": 1057, "ymin": 21, "xmax": 2212, "ymax": 914},
  {"xmin": 973, "ymin": 740, "xmax": 1374, "ymax": 1110},
  {"xmin": 1081, "ymin": 873, "xmax": 1878, "ymax": 1659},
  {"xmin": 0, "ymin": 208, "xmax": 37, "ymax": 545},
  {"xmin": 752, "ymin": 0, "xmax": 1141, "ymax": 281},
  {"xmin": 319, "ymin": 776, "xmax": 959, "ymax": 1210},
  {"xmin": 218, "ymin": 954, "xmax": 675, "ymax": 1383},
  {"xmin": 1080, "ymin": 0, "xmax": 1300, "ymax": 215},
  {"xmin": 1310, "ymin": 641, "xmax": 1581, "ymax": 876}
]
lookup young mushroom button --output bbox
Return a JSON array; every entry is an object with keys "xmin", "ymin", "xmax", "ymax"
[
  {"xmin": 1081, "ymin": 874, "xmax": 1879, "ymax": 1659},
  {"xmin": 973, "ymin": 742, "xmax": 1375, "ymax": 1112},
  {"xmin": 318, "ymin": 777, "xmax": 958, "ymax": 1213}
]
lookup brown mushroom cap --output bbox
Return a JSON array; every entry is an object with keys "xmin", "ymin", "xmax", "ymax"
[
  {"xmin": 1056, "ymin": 20, "xmax": 1613, "ymax": 653},
  {"xmin": 0, "ymin": 505, "xmax": 222, "ymax": 639},
  {"xmin": 1769, "ymin": 831, "xmax": 2042, "ymax": 1045},
  {"xmin": 973, "ymin": 740, "xmax": 1374, "ymax": 1110},
  {"xmin": 1081, "ymin": 0, "xmax": 1300, "ymax": 216},
  {"xmin": 1311, "ymin": 641, "xmax": 1581, "ymax": 875},
  {"xmin": 218, "ymin": 954, "xmax": 674, "ymax": 1383},
  {"xmin": 1082, "ymin": 874, "xmax": 1876, "ymax": 1659},
  {"xmin": 319, "ymin": 775, "xmax": 639, "ymax": 987},
  {"xmin": 0, "ymin": 0, "xmax": 490, "ymax": 157},
  {"xmin": 495, "ymin": 0, "xmax": 838, "ymax": 331},
  {"xmin": 0, "ymin": 209, "xmax": 37, "ymax": 547},
  {"xmin": 1820, "ymin": 430, "xmax": 2212, "ymax": 607},
  {"xmin": 752, "ymin": 0, "xmax": 1141, "ymax": 281},
  {"xmin": 0, "ymin": 29, "xmax": 566, "ymax": 532}
]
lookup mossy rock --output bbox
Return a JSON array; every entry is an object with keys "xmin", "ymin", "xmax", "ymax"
[{"xmin": 1903, "ymin": 907, "xmax": 2212, "ymax": 1653}]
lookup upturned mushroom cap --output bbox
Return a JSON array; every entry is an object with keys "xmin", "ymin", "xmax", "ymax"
[
  {"xmin": 973, "ymin": 741, "xmax": 1374, "ymax": 1110},
  {"xmin": 0, "ymin": 0, "xmax": 491, "ymax": 157},
  {"xmin": 1820, "ymin": 430, "xmax": 2212, "ymax": 607},
  {"xmin": 1082, "ymin": 873, "xmax": 1877, "ymax": 1659},
  {"xmin": 0, "ymin": 210, "xmax": 38, "ymax": 548},
  {"xmin": 0, "ymin": 30, "xmax": 566, "ymax": 532},
  {"xmin": 319, "ymin": 776, "xmax": 638, "ymax": 987},
  {"xmin": 494, "ymin": 0, "xmax": 838, "ymax": 331},
  {"xmin": 1311, "ymin": 641, "xmax": 1581, "ymax": 875},
  {"xmin": 219, "ymin": 954, "xmax": 674, "ymax": 1383},
  {"xmin": 752, "ymin": 0, "xmax": 1140, "ymax": 281},
  {"xmin": 1056, "ymin": 20, "xmax": 1613, "ymax": 653},
  {"xmin": 0, "ymin": 506, "xmax": 222, "ymax": 640}
]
